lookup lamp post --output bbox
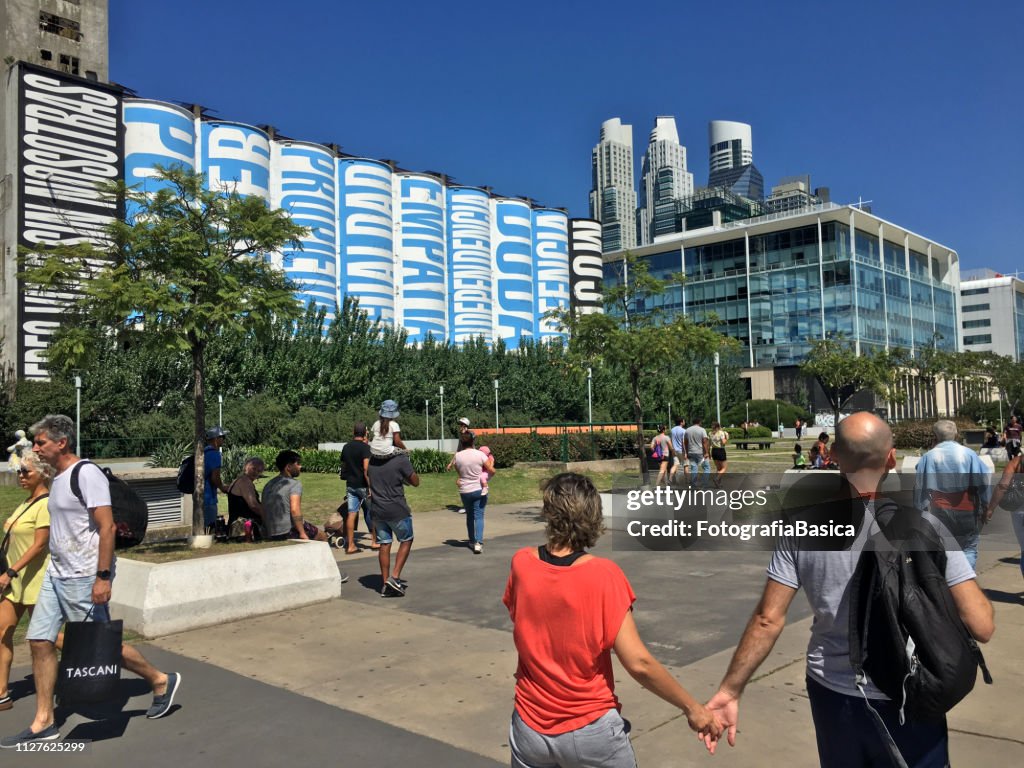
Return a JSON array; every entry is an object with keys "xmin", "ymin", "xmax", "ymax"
[
  {"xmin": 218, "ymin": 394, "xmax": 224, "ymax": 430},
  {"xmin": 776, "ymin": 401, "xmax": 781, "ymax": 438},
  {"xmin": 494, "ymin": 379, "xmax": 500, "ymax": 431},
  {"xmin": 439, "ymin": 386, "xmax": 445, "ymax": 451},
  {"xmin": 713, "ymin": 352, "xmax": 721, "ymax": 426},
  {"xmin": 587, "ymin": 367, "xmax": 593, "ymax": 429},
  {"xmin": 745, "ymin": 401, "xmax": 749, "ymax": 425},
  {"xmin": 74, "ymin": 375, "xmax": 82, "ymax": 456},
  {"xmin": 668, "ymin": 402, "xmax": 672, "ymax": 429},
  {"xmin": 425, "ymin": 400, "xmax": 430, "ymax": 442}
]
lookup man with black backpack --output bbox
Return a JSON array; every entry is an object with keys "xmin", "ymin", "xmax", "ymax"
[
  {"xmin": 705, "ymin": 412, "xmax": 994, "ymax": 768},
  {"xmin": 1, "ymin": 415, "xmax": 181, "ymax": 748}
]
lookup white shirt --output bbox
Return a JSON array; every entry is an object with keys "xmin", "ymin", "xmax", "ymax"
[{"xmin": 47, "ymin": 460, "xmax": 113, "ymax": 579}]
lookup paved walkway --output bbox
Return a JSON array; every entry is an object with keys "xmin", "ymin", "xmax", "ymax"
[{"xmin": 5, "ymin": 501, "xmax": 1023, "ymax": 767}]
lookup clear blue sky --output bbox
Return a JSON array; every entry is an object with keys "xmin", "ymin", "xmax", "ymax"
[{"xmin": 110, "ymin": 0, "xmax": 1022, "ymax": 274}]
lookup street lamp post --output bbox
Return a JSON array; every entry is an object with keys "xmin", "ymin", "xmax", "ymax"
[
  {"xmin": 218, "ymin": 394, "xmax": 224, "ymax": 430},
  {"xmin": 494, "ymin": 379, "xmax": 500, "ymax": 431},
  {"xmin": 425, "ymin": 400, "xmax": 430, "ymax": 442},
  {"xmin": 713, "ymin": 352, "xmax": 721, "ymax": 426},
  {"xmin": 776, "ymin": 401, "xmax": 781, "ymax": 438},
  {"xmin": 75, "ymin": 375, "xmax": 82, "ymax": 456},
  {"xmin": 745, "ymin": 401, "xmax": 749, "ymax": 425},
  {"xmin": 587, "ymin": 367, "xmax": 593, "ymax": 429},
  {"xmin": 439, "ymin": 386, "xmax": 445, "ymax": 451}
]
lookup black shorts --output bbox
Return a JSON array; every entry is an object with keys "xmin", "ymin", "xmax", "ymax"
[{"xmin": 711, "ymin": 447, "xmax": 727, "ymax": 462}]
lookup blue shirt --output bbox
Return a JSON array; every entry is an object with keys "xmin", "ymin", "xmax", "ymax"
[
  {"xmin": 203, "ymin": 445, "xmax": 222, "ymax": 507},
  {"xmin": 670, "ymin": 425, "xmax": 686, "ymax": 453},
  {"xmin": 914, "ymin": 441, "xmax": 992, "ymax": 514}
]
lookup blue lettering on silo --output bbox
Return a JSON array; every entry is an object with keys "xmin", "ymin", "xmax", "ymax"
[
  {"xmin": 123, "ymin": 100, "xmax": 195, "ymax": 215},
  {"xmin": 532, "ymin": 209, "xmax": 570, "ymax": 341},
  {"xmin": 201, "ymin": 122, "xmax": 270, "ymax": 199},
  {"xmin": 492, "ymin": 199, "xmax": 534, "ymax": 344},
  {"xmin": 447, "ymin": 188, "xmax": 492, "ymax": 345},
  {"xmin": 396, "ymin": 176, "xmax": 446, "ymax": 343},
  {"xmin": 337, "ymin": 159, "xmax": 394, "ymax": 324},
  {"xmin": 276, "ymin": 142, "xmax": 337, "ymax": 323}
]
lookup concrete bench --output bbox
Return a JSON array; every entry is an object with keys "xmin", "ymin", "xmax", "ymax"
[{"xmin": 735, "ymin": 440, "xmax": 775, "ymax": 450}]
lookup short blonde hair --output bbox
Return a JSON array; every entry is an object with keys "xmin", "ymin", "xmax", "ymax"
[
  {"xmin": 542, "ymin": 473, "xmax": 605, "ymax": 552},
  {"xmin": 20, "ymin": 452, "xmax": 55, "ymax": 485}
]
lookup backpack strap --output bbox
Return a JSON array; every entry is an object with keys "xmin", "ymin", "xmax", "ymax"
[{"xmin": 69, "ymin": 460, "xmax": 102, "ymax": 510}]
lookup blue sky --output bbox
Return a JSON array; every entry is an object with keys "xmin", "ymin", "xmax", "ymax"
[{"xmin": 110, "ymin": 0, "xmax": 1022, "ymax": 274}]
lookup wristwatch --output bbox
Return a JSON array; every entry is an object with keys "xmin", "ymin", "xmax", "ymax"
[
  {"xmin": 96, "ymin": 570, "xmax": 112, "ymax": 580},
  {"xmin": 5, "ymin": 568, "xmax": 16, "ymax": 579}
]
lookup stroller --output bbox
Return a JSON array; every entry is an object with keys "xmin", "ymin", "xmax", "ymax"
[{"xmin": 324, "ymin": 510, "xmax": 348, "ymax": 549}]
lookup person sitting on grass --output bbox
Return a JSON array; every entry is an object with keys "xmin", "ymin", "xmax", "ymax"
[{"xmin": 792, "ymin": 443, "xmax": 807, "ymax": 469}]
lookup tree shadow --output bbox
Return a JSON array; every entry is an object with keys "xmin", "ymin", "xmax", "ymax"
[{"xmin": 984, "ymin": 589, "xmax": 1024, "ymax": 606}]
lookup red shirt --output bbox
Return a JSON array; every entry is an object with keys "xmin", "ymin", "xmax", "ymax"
[{"xmin": 502, "ymin": 547, "xmax": 636, "ymax": 734}]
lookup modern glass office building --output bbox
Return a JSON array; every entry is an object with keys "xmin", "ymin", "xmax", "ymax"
[
  {"xmin": 602, "ymin": 204, "xmax": 961, "ymax": 367},
  {"xmin": 959, "ymin": 270, "xmax": 1024, "ymax": 362}
]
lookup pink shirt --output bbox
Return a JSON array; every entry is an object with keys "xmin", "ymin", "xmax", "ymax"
[{"xmin": 454, "ymin": 448, "xmax": 488, "ymax": 493}]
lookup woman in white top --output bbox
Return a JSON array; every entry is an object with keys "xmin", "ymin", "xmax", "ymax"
[{"xmin": 369, "ymin": 399, "xmax": 407, "ymax": 458}]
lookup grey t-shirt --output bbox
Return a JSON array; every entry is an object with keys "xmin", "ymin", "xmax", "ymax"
[
  {"xmin": 368, "ymin": 454, "xmax": 415, "ymax": 523},
  {"xmin": 767, "ymin": 501, "xmax": 975, "ymax": 699},
  {"xmin": 684, "ymin": 425, "xmax": 707, "ymax": 457},
  {"xmin": 262, "ymin": 475, "xmax": 302, "ymax": 537}
]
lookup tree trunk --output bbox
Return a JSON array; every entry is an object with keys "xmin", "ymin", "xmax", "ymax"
[
  {"xmin": 630, "ymin": 368, "xmax": 648, "ymax": 485},
  {"xmin": 191, "ymin": 340, "xmax": 206, "ymax": 536}
]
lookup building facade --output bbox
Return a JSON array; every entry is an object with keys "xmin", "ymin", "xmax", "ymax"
[
  {"xmin": 589, "ymin": 118, "xmax": 636, "ymax": 252},
  {"xmin": 0, "ymin": 0, "xmax": 108, "ymax": 81},
  {"xmin": 636, "ymin": 116, "xmax": 693, "ymax": 246},
  {"xmin": 602, "ymin": 204, "xmax": 961, "ymax": 368},
  {"xmin": 959, "ymin": 270, "xmax": 1024, "ymax": 361}
]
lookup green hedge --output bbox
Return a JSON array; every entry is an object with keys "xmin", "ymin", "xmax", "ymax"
[
  {"xmin": 477, "ymin": 430, "xmax": 648, "ymax": 466},
  {"xmin": 892, "ymin": 418, "xmax": 979, "ymax": 450},
  {"xmin": 725, "ymin": 425, "xmax": 773, "ymax": 439}
]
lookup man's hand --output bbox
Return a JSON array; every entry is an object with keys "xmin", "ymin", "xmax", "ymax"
[
  {"xmin": 705, "ymin": 689, "xmax": 740, "ymax": 749},
  {"xmin": 685, "ymin": 703, "xmax": 723, "ymax": 753},
  {"xmin": 92, "ymin": 578, "xmax": 112, "ymax": 605}
]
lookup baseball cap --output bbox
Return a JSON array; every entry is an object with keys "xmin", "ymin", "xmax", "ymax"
[
  {"xmin": 205, "ymin": 426, "xmax": 228, "ymax": 440},
  {"xmin": 458, "ymin": 417, "xmax": 471, "ymax": 427}
]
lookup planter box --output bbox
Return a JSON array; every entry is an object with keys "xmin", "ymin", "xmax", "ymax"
[{"xmin": 110, "ymin": 540, "xmax": 342, "ymax": 638}]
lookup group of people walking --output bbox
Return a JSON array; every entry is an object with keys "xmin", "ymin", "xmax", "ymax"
[{"xmin": 651, "ymin": 417, "xmax": 730, "ymax": 488}]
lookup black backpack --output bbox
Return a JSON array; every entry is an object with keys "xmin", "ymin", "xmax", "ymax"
[
  {"xmin": 176, "ymin": 454, "xmax": 196, "ymax": 495},
  {"xmin": 848, "ymin": 501, "xmax": 991, "ymax": 726},
  {"xmin": 70, "ymin": 461, "xmax": 149, "ymax": 549}
]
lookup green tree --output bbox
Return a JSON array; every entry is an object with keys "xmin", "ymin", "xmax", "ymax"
[
  {"xmin": 800, "ymin": 336, "xmax": 893, "ymax": 426},
  {"xmin": 985, "ymin": 353, "xmax": 1024, "ymax": 424},
  {"xmin": 19, "ymin": 166, "xmax": 307, "ymax": 534},
  {"xmin": 555, "ymin": 253, "xmax": 737, "ymax": 482}
]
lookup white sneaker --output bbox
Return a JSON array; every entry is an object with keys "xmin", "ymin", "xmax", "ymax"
[
  {"xmin": 472, "ymin": 542, "xmax": 483, "ymax": 554},
  {"xmin": 457, "ymin": 508, "xmax": 466, "ymax": 514}
]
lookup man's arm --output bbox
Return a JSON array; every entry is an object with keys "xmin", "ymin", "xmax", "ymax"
[
  {"xmin": 211, "ymin": 467, "xmax": 229, "ymax": 494},
  {"xmin": 406, "ymin": 470, "xmax": 420, "ymax": 488},
  {"xmin": 949, "ymin": 579, "xmax": 995, "ymax": 642},
  {"xmin": 91, "ymin": 504, "xmax": 117, "ymax": 604},
  {"xmin": 361, "ymin": 457, "xmax": 371, "ymax": 496},
  {"xmin": 706, "ymin": 578, "xmax": 798, "ymax": 746},
  {"xmin": 290, "ymin": 493, "xmax": 308, "ymax": 539}
]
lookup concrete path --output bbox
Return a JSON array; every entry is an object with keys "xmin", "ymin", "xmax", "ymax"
[{"xmin": 5, "ymin": 501, "xmax": 1023, "ymax": 767}]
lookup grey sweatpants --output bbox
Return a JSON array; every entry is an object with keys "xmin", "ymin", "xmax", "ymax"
[{"xmin": 509, "ymin": 709, "xmax": 637, "ymax": 768}]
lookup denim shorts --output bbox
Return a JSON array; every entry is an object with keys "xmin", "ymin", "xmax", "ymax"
[
  {"xmin": 27, "ymin": 570, "xmax": 112, "ymax": 643},
  {"xmin": 347, "ymin": 487, "xmax": 370, "ymax": 514},
  {"xmin": 375, "ymin": 516, "xmax": 413, "ymax": 545}
]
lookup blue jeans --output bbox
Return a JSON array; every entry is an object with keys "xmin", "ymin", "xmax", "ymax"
[
  {"xmin": 688, "ymin": 455, "xmax": 710, "ymax": 487},
  {"xmin": 460, "ymin": 490, "xmax": 487, "ymax": 544},
  {"xmin": 806, "ymin": 676, "xmax": 948, "ymax": 767},
  {"xmin": 944, "ymin": 509, "xmax": 980, "ymax": 570},
  {"xmin": 346, "ymin": 487, "xmax": 373, "ymax": 531},
  {"xmin": 509, "ymin": 709, "xmax": 636, "ymax": 768}
]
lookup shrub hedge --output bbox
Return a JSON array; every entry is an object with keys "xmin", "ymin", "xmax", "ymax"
[{"xmin": 892, "ymin": 417, "xmax": 979, "ymax": 450}]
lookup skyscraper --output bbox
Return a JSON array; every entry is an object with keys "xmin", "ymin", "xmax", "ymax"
[
  {"xmin": 708, "ymin": 120, "xmax": 763, "ymax": 200},
  {"xmin": 637, "ymin": 116, "xmax": 693, "ymax": 245},
  {"xmin": 589, "ymin": 118, "xmax": 636, "ymax": 252}
]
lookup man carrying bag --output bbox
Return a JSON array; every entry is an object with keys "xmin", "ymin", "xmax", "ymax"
[
  {"xmin": 1, "ymin": 415, "xmax": 182, "ymax": 748},
  {"xmin": 57, "ymin": 608, "xmax": 124, "ymax": 706}
]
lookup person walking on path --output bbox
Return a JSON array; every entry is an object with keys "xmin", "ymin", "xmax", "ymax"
[
  {"xmin": 0, "ymin": 452, "xmax": 52, "ymax": 713},
  {"xmin": 706, "ymin": 412, "xmax": 994, "ymax": 767},
  {"xmin": 339, "ymin": 423, "xmax": 375, "ymax": 554},
  {"xmin": 984, "ymin": 451, "xmax": 1024, "ymax": 581},
  {"xmin": 503, "ymin": 473, "xmax": 721, "ymax": 768},
  {"xmin": 915, "ymin": 420, "xmax": 992, "ymax": 569},
  {"xmin": 668, "ymin": 417, "xmax": 689, "ymax": 485},
  {"xmin": 794, "ymin": 418, "xmax": 803, "ymax": 440},
  {"xmin": 708, "ymin": 422, "xmax": 729, "ymax": 488},
  {"xmin": 650, "ymin": 425, "xmax": 672, "ymax": 487},
  {"xmin": 368, "ymin": 450, "xmax": 419, "ymax": 596},
  {"xmin": 685, "ymin": 417, "xmax": 711, "ymax": 488},
  {"xmin": 1004, "ymin": 415, "xmax": 1022, "ymax": 460},
  {"xmin": 453, "ymin": 432, "xmax": 496, "ymax": 554},
  {"xmin": 2, "ymin": 415, "xmax": 181, "ymax": 748}
]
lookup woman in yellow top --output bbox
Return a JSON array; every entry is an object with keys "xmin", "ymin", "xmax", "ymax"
[
  {"xmin": 708, "ymin": 422, "xmax": 729, "ymax": 488},
  {"xmin": 0, "ymin": 452, "xmax": 52, "ymax": 712}
]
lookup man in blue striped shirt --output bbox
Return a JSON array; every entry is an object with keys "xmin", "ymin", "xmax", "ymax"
[{"xmin": 915, "ymin": 420, "xmax": 993, "ymax": 568}]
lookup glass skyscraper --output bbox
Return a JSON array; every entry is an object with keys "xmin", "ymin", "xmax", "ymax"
[{"xmin": 602, "ymin": 204, "xmax": 960, "ymax": 367}]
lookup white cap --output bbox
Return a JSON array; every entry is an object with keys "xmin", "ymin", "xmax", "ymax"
[{"xmin": 458, "ymin": 417, "xmax": 471, "ymax": 427}]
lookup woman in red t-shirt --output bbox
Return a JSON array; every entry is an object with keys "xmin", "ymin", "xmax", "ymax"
[{"xmin": 503, "ymin": 473, "xmax": 720, "ymax": 767}]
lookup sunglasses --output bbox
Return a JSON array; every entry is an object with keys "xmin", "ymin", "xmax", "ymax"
[{"xmin": 17, "ymin": 467, "xmax": 33, "ymax": 477}]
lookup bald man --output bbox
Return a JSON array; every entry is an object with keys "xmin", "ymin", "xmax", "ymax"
[{"xmin": 706, "ymin": 412, "xmax": 994, "ymax": 767}]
